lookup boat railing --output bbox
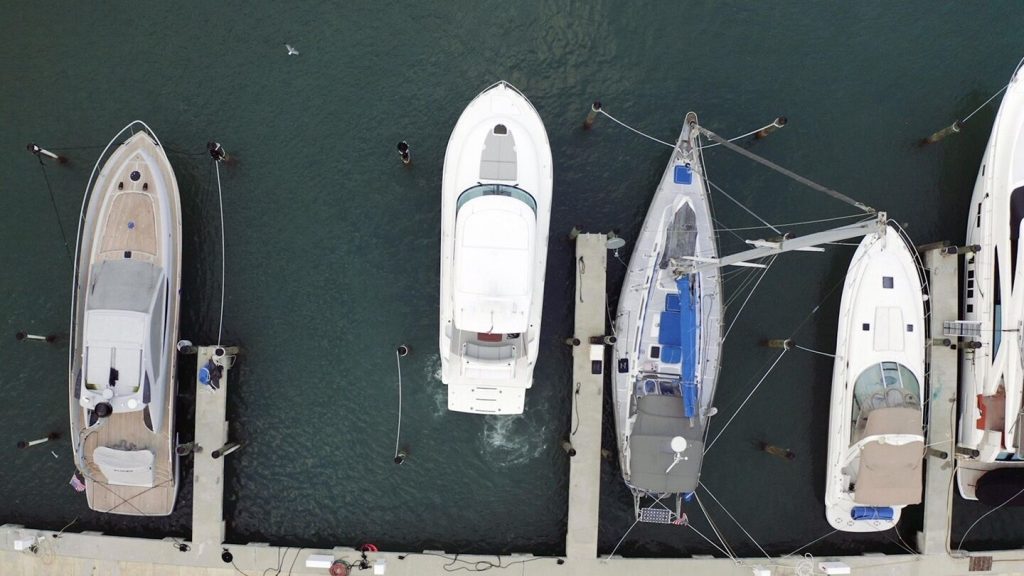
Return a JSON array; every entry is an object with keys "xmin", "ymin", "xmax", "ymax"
[{"xmin": 892, "ymin": 220, "xmax": 931, "ymax": 341}]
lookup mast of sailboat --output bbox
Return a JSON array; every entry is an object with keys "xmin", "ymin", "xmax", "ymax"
[
  {"xmin": 693, "ymin": 123, "xmax": 875, "ymax": 215},
  {"xmin": 681, "ymin": 213, "xmax": 888, "ymax": 273}
]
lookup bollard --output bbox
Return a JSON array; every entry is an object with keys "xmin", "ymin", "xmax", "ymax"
[
  {"xmin": 919, "ymin": 121, "xmax": 962, "ymax": 147},
  {"xmin": 17, "ymin": 432, "xmax": 61, "ymax": 449},
  {"xmin": 926, "ymin": 447, "xmax": 949, "ymax": 460},
  {"xmin": 207, "ymin": 141, "xmax": 228, "ymax": 162},
  {"xmin": 27, "ymin": 143, "xmax": 68, "ymax": 164},
  {"xmin": 16, "ymin": 331, "xmax": 57, "ymax": 343},
  {"xmin": 396, "ymin": 141, "xmax": 411, "ymax": 166},
  {"xmin": 763, "ymin": 338, "xmax": 794, "ymax": 350},
  {"xmin": 176, "ymin": 339, "xmax": 197, "ymax": 355},
  {"xmin": 561, "ymin": 440, "xmax": 576, "ymax": 457},
  {"xmin": 211, "ymin": 442, "xmax": 241, "ymax": 459},
  {"xmin": 175, "ymin": 442, "xmax": 201, "ymax": 456},
  {"xmin": 568, "ymin": 226, "xmax": 581, "ymax": 241},
  {"xmin": 754, "ymin": 116, "xmax": 788, "ymax": 140},
  {"xmin": 758, "ymin": 441, "xmax": 796, "ymax": 461},
  {"xmin": 583, "ymin": 101, "xmax": 602, "ymax": 130}
]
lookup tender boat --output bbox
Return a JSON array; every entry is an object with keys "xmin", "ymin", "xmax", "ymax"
[
  {"xmin": 824, "ymin": 224, "xmax": 926, "ymax": 531},
  {"xmin": 439, "ymin": 81, "xmax": 553, "ymax": 415},
  {"xmin": 69, "ymin": 121, "xmax": 182, "ymax": 515},
  {"xmin": 958, "ymin": 59, "xmax": 1024, "ymax": 503},
  {"xmin": 612, "ymin": 112, "xmax": 723, "ymax": 520}
]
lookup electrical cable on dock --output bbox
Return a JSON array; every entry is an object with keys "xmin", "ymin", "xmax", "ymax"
[{"xmin": 694, "ymin": 124, "xmax": 875, "ymax": 214}]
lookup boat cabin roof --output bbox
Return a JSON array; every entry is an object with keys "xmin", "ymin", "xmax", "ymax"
[
  {"xmin": 453, "ymin": 194, "xmax": 536, "ymax": 333},
  {"xmin": 88, "ymin": 259, "xmax": 163, "ymax": 313}
]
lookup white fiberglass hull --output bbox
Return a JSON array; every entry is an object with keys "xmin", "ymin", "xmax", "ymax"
[
  {"xmin": 825, "ymin": 225, "xmax": 926, "ymax": 532},
  {"xmin": 69, "ymin": 121, "xmax": 182, "ymax": 515},
  {"xmin": 439, "ymin": 81, "xmax": 553, "ymax": 415},
  {"xmin": 612, "ymin": 113, "xmax": 723, "ymax": 501},
  {"xmin": 958, "ymin": 61, "xmax": 1024, "ymax": 500}
]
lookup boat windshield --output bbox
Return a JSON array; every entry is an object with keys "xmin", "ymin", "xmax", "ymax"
[
  {"xmin": 457, "ymin": 184, "xmax": 537, "ymax": 214},
  {"xmin": 635, "ymin": 376, "xmax": 681, "ymax": 397},
  {"xmin": 851, "ymin": 362, "xmax": 921, "ymax": 438}
]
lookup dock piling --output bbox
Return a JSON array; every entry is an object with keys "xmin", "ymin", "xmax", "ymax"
[
  {"xmin": 763, "ymin": 338, "xmax": 794, "ymax": 350},
  {"xmin": 211, "ymin": 442, "xmax": 241, "ymax": 459},
  {"xmin": 15, "ymin": 331, "xmax": 57, "ymax": 343},
  {"xmin": 27, "ymin": 143, "xmax": 68, "ymax": 164},
  {"xmin": 16, "ymin": 432, "xmax": 60, "ymax": 449},
  {"xmin": 208, "ymin": 141, "xmax": 228, "ymax": 162},
  {"xmin": 582, "ymin": 101, "xmax": 602, "ymax": 130},
  {"xmin": 919, "ymin": 121, "xmax": 962, "ymax": 147},
  {"xmin": 754, "ymin": 116, "xmax": 788, "ymax": 140},
  {"xmin": 397, "ymin": 141, "xmax": 411, "ymax": 166}
]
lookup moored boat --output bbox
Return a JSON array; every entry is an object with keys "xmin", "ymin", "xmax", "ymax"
[
  {"xmin": 69, "ymin": 121, "xmax": 182, "ymax": 515},
  {"xmin": 439, "ymin": 81, "xmax": 553, "ymax": 415}
]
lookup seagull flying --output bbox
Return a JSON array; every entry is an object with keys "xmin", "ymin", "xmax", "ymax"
[{"xmin": 285, "ymin": 44, "xmax": 299, "ymax": 56}]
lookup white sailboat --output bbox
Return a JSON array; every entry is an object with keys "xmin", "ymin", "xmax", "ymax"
[
  {"xmin": 69, "ymin": 121, "xmax": 182, "ymax": 515},
  {"xmin": 958, "ymin": 59, "xmax": 1024, "ymax": 503},
  {"xmin": 824, "ymin": 225, "xmax": 926, "ymax": 532},
  {"xmin": 612, "ymin": 113, "xmax": 723, "ymax": 520},
  {"xmin": 611, "ymin": 112, "xmax": 887, "ymax": 522},
  {"xmin": 439, "ymin": 81, "xmax": 553, "ymax": 415}
]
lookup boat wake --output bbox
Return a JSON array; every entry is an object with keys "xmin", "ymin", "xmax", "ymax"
[{"xmin": 480, "ymin": 415, "xmax": 547, "ymax": 466}]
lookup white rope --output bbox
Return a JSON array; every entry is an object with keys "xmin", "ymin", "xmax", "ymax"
[
  {"xmin": 215, "ymin": 161, "xmax": 226, "ymax": 347},
  {"xmin": 715, "ymin": 212, "xmax": 866, "ymax": 233},
  {"xmin": 705, "ymin": 348, "xmax": 789, "ymax": 453},
  {"xmin": 698, "ymin": 120, "xmax": 782, "ymax": 149},
  {"xmin": 394, "ymin": 349, "xmax": 403, "ymax": 460},
  {"xmin": 795, "ymin": 344, "xmax": 835, "ymax": 358},
  {"xmin": 961, "ymin": 83, "xmax": 1009, "ymax": 124},
  {"xmin": 699, "ymin": 481, "xmax": 770, "ymax": 560},
  {"xmin": 597, "ymin": 109, "xmax": 675, "ymax": 148},
  {"xmin": 784, "ymin": 528, "xmax": 838, "ymax": 558},
  {"xmin": 686, "ymin": 523, "xmax": 734, "ymax": 558},
  {"xmin": 956, "ymin": 483, "xmax": 1024, "ymax": 553},
  {"xmin": 606, "ymin": 516, "xmax": 640, "ymax": 559}
]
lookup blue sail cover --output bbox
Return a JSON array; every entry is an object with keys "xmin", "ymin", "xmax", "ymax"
[
  {"xmin": 677, "ymin": 276, "xmax": 699, "ymax": 417},
  {"xmin": 851, "ymin": 506, "xmax": 894, "ymax": 521}
]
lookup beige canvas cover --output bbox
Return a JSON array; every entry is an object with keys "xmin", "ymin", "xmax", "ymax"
[{"xmin": 854, "ymin": 407, "xmax": 924, "ymax": 506}]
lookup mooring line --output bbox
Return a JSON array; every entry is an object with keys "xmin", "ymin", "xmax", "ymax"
[{"xmin": 214, "ymin": 161, "xmax": 226, "ymax": 347}]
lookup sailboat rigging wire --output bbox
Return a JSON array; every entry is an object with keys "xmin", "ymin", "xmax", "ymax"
[
  {"xmin": 699, "ymin": 481, "xmax": 771, "ymax": 560},
  {"xmin": 606, "ymin": 516, "xmax": 641, "ymax": 559},
  {"xmin": 694, "ymin": 490, "xmax": 738, "ymax": 562},
  {"xmin": 698, "ymin": 120, "xmax": 785, "ymax": 149},
  {"xmin": 694, "ymin": 125, "xmax": 875, "ymax": 214},
  {"xmin": 795, "ymin": 345, "xmax": 835, "ymax": 358},
  {"xmin": 215, "ymin": 161, "xmax": 226, "ymax": 347},
  {"xmin": 686, "ymin": 523, "xmax": 734, "ymax": 558},
  {"xmin": 394, "ymin": 348, "xmax": 403, "ymax": 460},
  {"xmin": 37, "ymin": 159, "xmax": 72, "ymax": 262},
  {"xmin": 723, "ymin": 256, "xmax": 776, "ymax": 341},
  {"xmin": 704, "ymin": 348, "xmax": 789, "ymax": 453},
  {"xmin": 704, "ymin": 177, "xmax": 781, "ymax": 235},
  {"xmin": 714, "ymin": 212, "xmax": 866, "ymax": 233}
]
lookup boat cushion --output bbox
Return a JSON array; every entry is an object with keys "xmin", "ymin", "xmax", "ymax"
[
  {"xmin": 659, "ymin": 312, "xmax": 681, "ymax": 346},
  {"xmin": 93, "ymin": 447, "xmax": 155, "ymax": 487}
]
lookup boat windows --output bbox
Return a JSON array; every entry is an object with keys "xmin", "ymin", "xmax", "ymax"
[
  {"xmin": 456, "ymin": 184, "xmax": 537, "ymax": 214},
  {"xmin": 852, "ymin": 362, "xmax": 921, "ymax": 428},
  {"xmin": 1010, "ymin": 187, "xmax": 1024, "ymax": 285},
  {"xmin": 994, "ymin": 249, "xmax": 1002, "ymax": 360},
  {"xmin": 635, "ymin": 376, "xmax": 681, "ymax": 398},
  {"xmin": 882, "ymin": 276, "xmax": 894, "ymax": 289},
  {"xmin": 149, "ymin": 281, "xmax": 167, "ymax": 371}
]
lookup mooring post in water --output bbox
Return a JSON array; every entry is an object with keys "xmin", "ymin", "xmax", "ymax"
[
  {"xmin": 15, "ymin": 331, "xmax": 57, "ymax": 343},
  {"xmin": 919, "ymin": 121, "xmax": 962, "ymax": 147},
  {"xmin": 17, "ymin": 432, "xmax": 61, "ymax": 449},
  {"xmin": 758, "ymin": 441, "xmax": 796, "ymax": 461},
  {"xmin": 27, "ymin": 143, "xmax": 68, "ymax": 164},
  {"xmin": 211, "ymin": 442, "xmax": 241, "ymax": 459},
  {"xmin": 394, "ymin": 449, "xmax": 407, "ymax": 465},
  {"xmin": 583, "ymin": 101, "xmax": 602, "ymax": 130},
  {"xmin": 396, "ymin": 141, "xmax": 411, "ymax": 166},
  {"xmin": 208, "ymin": 141, "xmax": 228, "ymax": 162},
  {"xmin": 763, "ymin": 338, "xmax": 794, "ymax": 350},
  {"xmin": 754, "ymin": 116, "xmax": 788, "ymax": 140}
]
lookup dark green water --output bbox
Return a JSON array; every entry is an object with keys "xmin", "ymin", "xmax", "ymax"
[{"xmin": 3, "ymin": 1, "xmax": 1024, "ymax": 559}]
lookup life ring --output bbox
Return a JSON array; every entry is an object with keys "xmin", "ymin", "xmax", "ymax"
[
  {"xmin": 329, "ymin": 561, "xmax": 349, "ymax": 576},
  {"xmin": 359, "ymin": 543, "xmax": 379, "ymax": 552}
]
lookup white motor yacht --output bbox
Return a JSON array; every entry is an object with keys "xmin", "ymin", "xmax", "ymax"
[
  {"xmin": 825, "ymin": 224, "xmax": 926, "ymax": 531},
  {"xmin": 439, "ymin": 81, "xmax": 553, "ymax": 415},
  {"xmin": 958, "ymin": 59, "xmax": 1024, "ymax": 503},
  {"xmin": 69, "ymin": 121, "xmax": 182, "ymax": 515}
]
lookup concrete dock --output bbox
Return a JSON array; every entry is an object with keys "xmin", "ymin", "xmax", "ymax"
[
  {"xmin": 917, "ymin": 245, "xmax": 958, "ymax": 556},
  {"xmin": 565, "ymin": 233, "xmax": 607, "ymax": 562},
  {"xmin": 5, "ymin": 243, "xmax": 1024, "ymax": 575}
]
